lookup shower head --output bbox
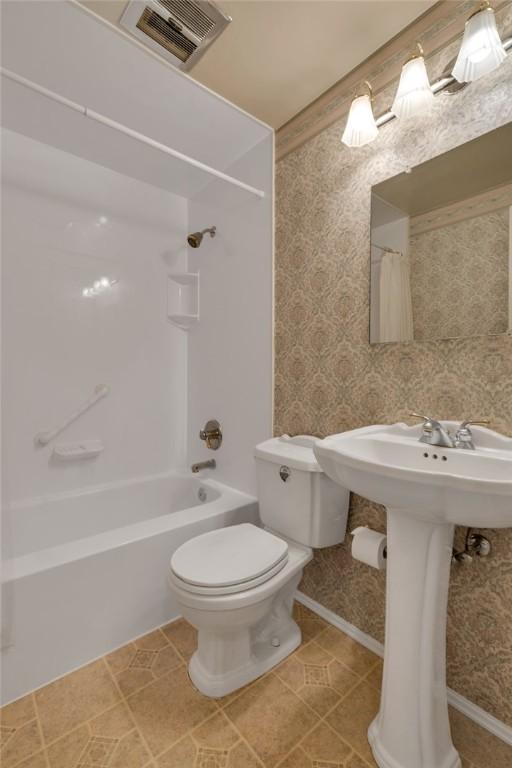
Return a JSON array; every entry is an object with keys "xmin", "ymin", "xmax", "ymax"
[{"xmin": 187, "ymin": 226, "xmax": 216, "ymax": 248}]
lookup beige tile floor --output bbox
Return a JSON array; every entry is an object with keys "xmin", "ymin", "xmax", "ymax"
[{"xmin": 1, "ymin": 603, "xmax": 511, "ymax": 768}]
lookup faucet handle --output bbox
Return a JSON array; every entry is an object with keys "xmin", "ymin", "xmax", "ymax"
[
  {"xmin": 409, "ymin": 413, "xmax": 443, "ymax": 440},
  {"xmin": 199, "ymin": 419, "xmax": 222, "ymax": 450},
  {"xmin": 458, "ymin": 420, "xmax": 490, "ymax": 430},
  {"xmin": 409, "ymin": 412, "xmax": 433, "ymax": 423},
  {"xmin": 409, "ymin": 412, "xmax": 441, "ymax": 431},
  {"xmin": 454, "ymin": 420, "xmax": 490, "ymax": 450}
]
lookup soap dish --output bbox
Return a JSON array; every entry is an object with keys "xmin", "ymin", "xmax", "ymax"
[{"xmin": 52, "ymin": 440, "xmax": 104, "ymax": 461}]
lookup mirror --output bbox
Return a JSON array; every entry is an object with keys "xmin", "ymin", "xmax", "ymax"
[{"xmin": 370, "ymin": 123, "xmax": 512, "ymax": 344}]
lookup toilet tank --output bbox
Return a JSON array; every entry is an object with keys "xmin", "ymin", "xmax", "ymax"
[{"xmin": 254, "ymin": 435, "xmax": 350, "ymax": 548}]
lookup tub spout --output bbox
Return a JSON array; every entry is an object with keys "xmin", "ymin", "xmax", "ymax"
[{"xmin": 191, "ymin": 459, "xmax": 216, "ymax": 473}]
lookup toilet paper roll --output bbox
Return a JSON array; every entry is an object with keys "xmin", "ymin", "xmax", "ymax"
[{"xmin": 351, "ymin": 526, "xmax": 387, "ymax": 569}]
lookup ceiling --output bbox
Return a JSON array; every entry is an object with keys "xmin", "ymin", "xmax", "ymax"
[{"xmin": 80, "ymin": 0, "xmax": 437, "ymax": 128}]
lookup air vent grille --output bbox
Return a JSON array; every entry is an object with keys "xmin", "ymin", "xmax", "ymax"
[
  {"xmin": 137, "ymin": 7, "xmax": 197, "ymax": 62},
  {"xmin": 120, "ymin": 0, "xmax": 231, "ymax": 71},
  {"xmin": 159, "ymin": 0, "xmax": 216, "ymax": 39}
]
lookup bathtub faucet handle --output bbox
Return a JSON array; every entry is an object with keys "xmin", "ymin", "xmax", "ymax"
[{"xmin": 199, "ymin": 419, "xmax": 222, "ymax": 450}]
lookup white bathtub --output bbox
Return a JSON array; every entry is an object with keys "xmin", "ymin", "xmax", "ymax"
[{"xmin": 1, "ymin": 472, "xmax": 259, "ymax": 704}]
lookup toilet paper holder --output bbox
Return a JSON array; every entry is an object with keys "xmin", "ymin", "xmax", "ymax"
[
  {"xmin": 351, "ymin": 526, "xmax": 387, "ymax": 568},
  {"xmin": 351, "ymin": 526, "xmax": 387, "ymax": 558}
]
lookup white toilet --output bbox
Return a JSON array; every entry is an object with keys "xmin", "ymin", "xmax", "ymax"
[{"xmin": 168, "ymin": 435, "xmax": 350, "ymax": 698}]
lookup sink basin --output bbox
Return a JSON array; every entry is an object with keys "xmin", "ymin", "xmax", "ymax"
[
  {"xmin": 315, "ymin": 422, "xmax": 512, "ymax": 527},
  {"xmin": 314, "ymin": 422, "xmax": 512, "ymax": 768}
]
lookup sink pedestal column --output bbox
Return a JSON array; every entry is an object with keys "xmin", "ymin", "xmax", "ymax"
[{"xmin": 368, "ymin": 509, "xmax": 461, "ymax": 768}]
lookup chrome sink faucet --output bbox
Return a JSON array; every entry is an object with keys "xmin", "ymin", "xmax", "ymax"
[
  {"xmin": 410, "ymin": 413, "xmax": 454, "ymax": 448},
  {"xmin": 410, "ymin": 414, "xmax": 490, "ymax": 450}
]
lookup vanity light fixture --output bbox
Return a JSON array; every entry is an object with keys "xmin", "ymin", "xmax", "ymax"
[
  {"xmin": 452, "ymin": 1, "xmax": 507, "ymax": 82},
  {"xmin": 341, "ymin": 3, "xmax": 511, "ymax": 148},
  {"xmin": 82, "ymin": 276, "xmax": 118, "ymax": 298},
  {"xmin": 392, "ymin": 43, "xmax": 434, "ymax": 119},
  {"xmin": 341, "ymin": 81, "xmax": 379, "ymax": 148}
]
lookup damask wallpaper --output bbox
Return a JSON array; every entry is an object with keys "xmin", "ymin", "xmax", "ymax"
[
  {"xmin": 274, "ymin": 12, "xmax": 512, "ymax": 726},
  {"xmin": 409, "ymin": 208, "xmax": 509, "ymax": 340}
]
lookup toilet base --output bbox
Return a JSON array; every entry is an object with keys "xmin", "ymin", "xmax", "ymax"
[
  {"xmin": 189, "ymin": 619, "xmax": 301, "ymax": 698},
  {"xmin": 183, "ymin": 567, "xmax": 304, "ymax": 698}
]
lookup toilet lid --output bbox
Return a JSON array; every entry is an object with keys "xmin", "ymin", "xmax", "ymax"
[{"xmin": 170, "ymin": 523, "xmax": 289, "ymax": 589}]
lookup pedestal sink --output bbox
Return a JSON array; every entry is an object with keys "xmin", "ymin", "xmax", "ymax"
[{"xmin": 314, "ymin": 422, "xmax": 512, "ymax": 768}]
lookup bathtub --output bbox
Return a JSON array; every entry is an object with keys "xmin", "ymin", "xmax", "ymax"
[{"xmin": 1, "ymin": 472, "xmax": 259, "ymax": 704}]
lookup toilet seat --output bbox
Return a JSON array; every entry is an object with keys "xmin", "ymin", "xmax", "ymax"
[{"xmin": 170, "ymin": 523, "xmax": 289, "ymax": 596}]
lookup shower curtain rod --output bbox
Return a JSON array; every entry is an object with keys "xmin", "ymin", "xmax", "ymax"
[
  {"xmin": 372, "ymin": 243, "xmax": 402, "ymax": 255},
  {"xmin": 0, "ymin": 67, "xmax": 265, "ymax": 201}
]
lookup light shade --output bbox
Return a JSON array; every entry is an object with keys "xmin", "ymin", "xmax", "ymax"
[
  {"xmin": 341, "ymin": 94, "xmax": 379, "ymax": 148},
  {"xmin": 392, "ymin": 55, "xmax": 434, "ymax": 119},
  {"xmin": 452, "ymin": 4, "xmax": 506, "ymax": 82}
]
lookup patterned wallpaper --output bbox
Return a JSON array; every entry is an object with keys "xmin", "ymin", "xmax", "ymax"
[
  {"xmin": 274, "ymin": 19, "xmax": 512, "ymax": 725},
  {"xmin": 410, "ymin": 208, "xmax": 509, "ymax": 340}
]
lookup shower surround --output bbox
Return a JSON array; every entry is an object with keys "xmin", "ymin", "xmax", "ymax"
[
  {"xmin": 275, "ymin": 1, "xmax": 512, "ymax": 729},
  {"xmin": 1, "ymin": 0, "xmax": 272, "ymax": 703}
]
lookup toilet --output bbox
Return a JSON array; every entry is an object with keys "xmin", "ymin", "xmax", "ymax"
[{"xmin": 168, "ymin": 435, "xmax": 350, "ymax": 698}]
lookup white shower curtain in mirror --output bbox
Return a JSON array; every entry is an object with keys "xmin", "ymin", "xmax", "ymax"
[{"xmin": 379, "ymin": 250, "xmax": 414, "ymax": 342}]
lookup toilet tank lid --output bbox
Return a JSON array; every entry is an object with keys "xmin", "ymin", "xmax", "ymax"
[{"xmin": 254, "ymin": 435, "xmax": 323, "ymax": 472}]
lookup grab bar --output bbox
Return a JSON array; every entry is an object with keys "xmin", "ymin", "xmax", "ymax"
[{"xmin": 35, "ymin": 384, "xmax": 109, "ymax": 446}]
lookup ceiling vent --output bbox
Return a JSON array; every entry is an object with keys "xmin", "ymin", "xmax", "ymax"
[{"xmin": 120, "ymin": 0, "xmax": 231, "ymax": 71}]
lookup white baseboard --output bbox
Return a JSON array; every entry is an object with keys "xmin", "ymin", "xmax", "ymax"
[
  {"xmin": 297, "ymin": 591, "xmax": 385, "ymax": 657},
  {"xmin": 296, "ymin": 591, "xmax": 512, "ymax": 747},
  {"xmin": 446, "ymin": 687, "xmax": 512, "ymax": 747}
]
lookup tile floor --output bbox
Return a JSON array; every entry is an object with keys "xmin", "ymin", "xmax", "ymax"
[{"xmin": 1, "ymin": 603, "xmax": 511, "ymax": 768}]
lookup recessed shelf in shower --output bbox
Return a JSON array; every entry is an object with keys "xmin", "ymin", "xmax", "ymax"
[{"xmin": 167, "ymin": 272, "xmax": 199, "ymax": 330}]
